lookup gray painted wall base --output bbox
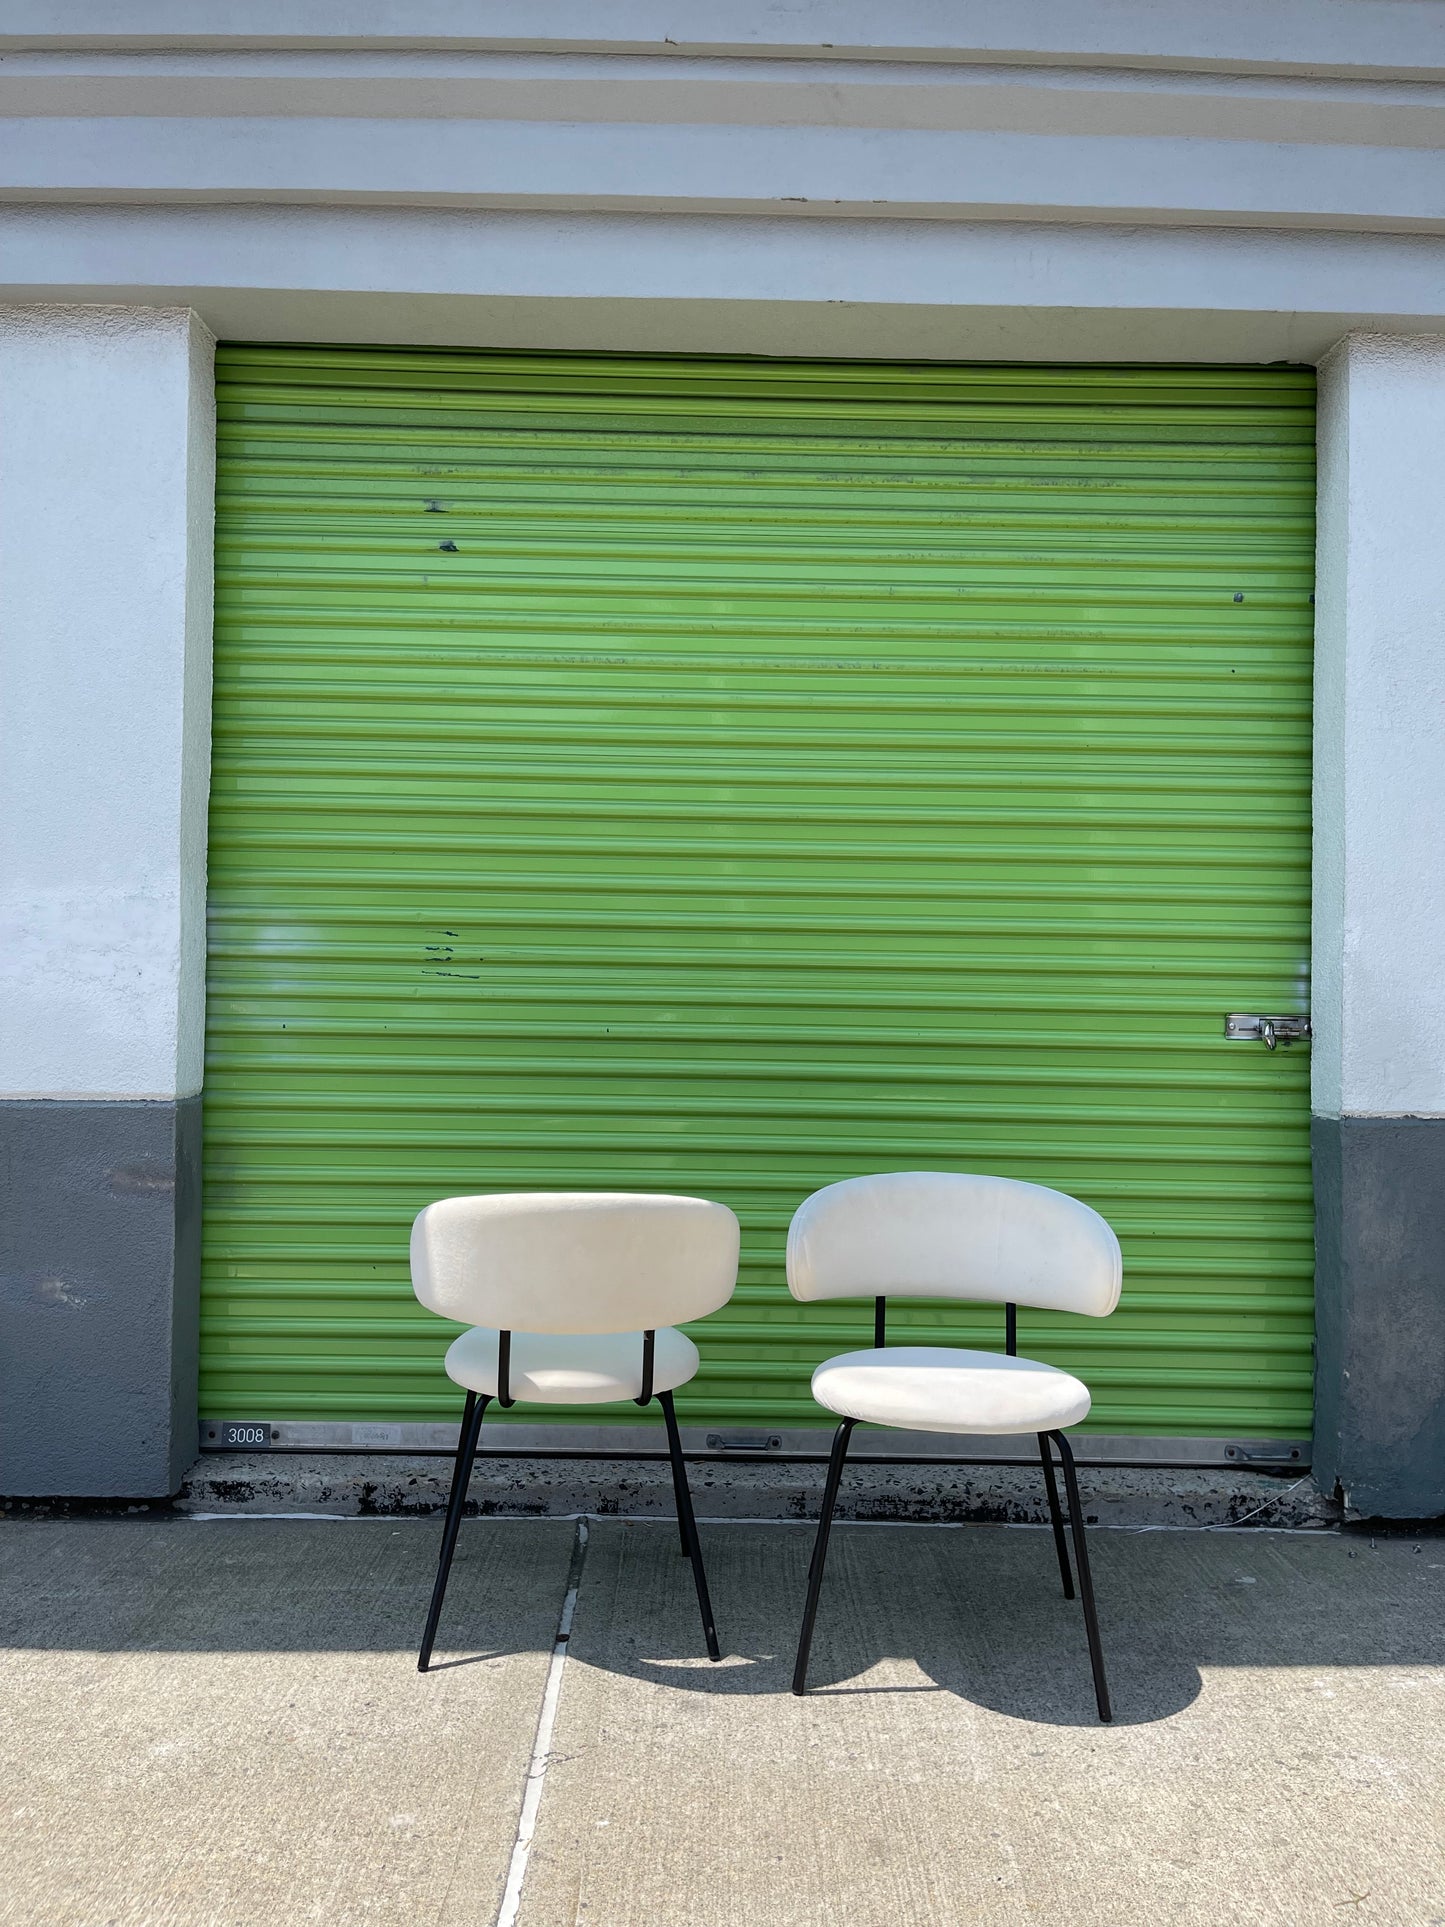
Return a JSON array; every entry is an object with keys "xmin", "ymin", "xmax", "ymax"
[
  {"xmin": 1313, "ymin": 1116, "xmax": 1445, "ymax": 1520},
  {"xmin": 0, "ymin": 1098, "xmax": 201, "ymax": 1497},
  {"xmin": 180, "ymin": 1451, "xmax": 1335, "ymax": 1531}
]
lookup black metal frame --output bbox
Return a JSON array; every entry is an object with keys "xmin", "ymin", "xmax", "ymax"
[
  {"xmin": 791, "ymin": 1297, "xmax": 1113, "ymax": 1722},
  {"xmin": 418, "ymin": 1327, "xmax": 719, "ymax": 1672}
]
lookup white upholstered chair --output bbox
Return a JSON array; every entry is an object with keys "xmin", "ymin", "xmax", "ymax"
[
  {"xmin": 787, "ymin": 1171, "xmax": 1122, "ymax": 1719},
  {"xmin": 410, "ymin": 1190, "xmax": 740, "ymax": 1670}
]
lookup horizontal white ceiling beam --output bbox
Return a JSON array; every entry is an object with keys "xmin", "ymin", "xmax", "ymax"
[
  {"xmin": 4, "ymin": 116, "xmax": 1445, "ymax": 235},
  {"xmin": 5, "ymin": 1, "xmax": 1445, "ymax": 82}
]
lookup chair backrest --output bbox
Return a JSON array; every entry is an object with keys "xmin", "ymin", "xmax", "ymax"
[
  {"xmin": 787, "ymin": 1171, "xmax": 1121, "ymax": 1318},
  {"xmin": 410, "ymin": 1191, "xmax": 740, "ymax": 1334}
]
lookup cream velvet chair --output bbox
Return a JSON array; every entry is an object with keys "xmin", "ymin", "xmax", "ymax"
[
  {"xmin": 787, "ymin": 1171, "xmax": 1122, "ymax": 1720},
  {"xmin": 410, "ymin": 1190, "xmax": 740, "ymax": 1671}
]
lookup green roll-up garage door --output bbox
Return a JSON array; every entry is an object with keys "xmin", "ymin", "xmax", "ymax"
[{"xmin": 203, "ymin": 346, "xmax": 1315, "ymax": 1439}]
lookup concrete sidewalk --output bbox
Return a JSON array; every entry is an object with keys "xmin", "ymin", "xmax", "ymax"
[{"xmin": 1, "ymin": 1516, "xmax": 1442, "ymax": 1926}]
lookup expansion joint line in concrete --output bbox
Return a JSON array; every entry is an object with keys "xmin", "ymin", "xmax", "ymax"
[{"xmin": 496, "ymin": 1516, "xmax": 590, "ymax": 1927}]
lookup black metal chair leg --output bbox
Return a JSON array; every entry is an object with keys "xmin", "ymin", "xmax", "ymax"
[
  {"xmin": 661, "ymin": 1411, "xmax": 693, "ymax": 1558},
  {"xmin": 1038, "ymin": 1431, "xmax": 1075, "ymax": 1599},
  {"xmin": 792, "ymin": 1417, "xmax": 855, "ymax": 1696},
  {"xmin": 1050, "ymin": 1430, "xmax": 1113, "ymax": 1723},
  {"xmin": 435, "ymin": 1389, "xmax": 480, "ymax": 1565},
  {"xmin": 418, "ymin": 1391, "xmax": 488, "ymax": 1672},
  {"xmin": 659, "ymin": 1390, "xmax": 721, "ymax": 1661}
]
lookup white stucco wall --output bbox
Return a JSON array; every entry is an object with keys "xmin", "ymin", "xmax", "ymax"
[
  {"xmin": 10, "ymin": 207, "xmax": 1445, "ymax": 369},
  {"xmin": 2, "ymin": 11, "xmax": 1444, "ymax": 1120},
  {"xmin": 5, "ymin": 0, "xmax": 1444, "ymax": 74},
  {"xmin": 1313, "ymin": 332, "xmax": 1445, "ymax": 1118},
  {"xmin": 9, "ymin": 111, "xmax": 1445, "ymax": 229},
  {"xmin": 6, "ymin": 11, "xmax": 1445, "ymax": 365},
  {"xmin": 0, "ymin": 305, "xmax": 215, "ymax": 1099}
]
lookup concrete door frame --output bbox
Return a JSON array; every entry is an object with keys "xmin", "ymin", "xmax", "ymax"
[{"xmin": 3, "ymin": 305, "xmax": 1443, "ymax": 1517}]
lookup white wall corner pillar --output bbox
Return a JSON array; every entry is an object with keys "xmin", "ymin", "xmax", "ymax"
[
  {"xmin": 1311, "ymin": 331, "xmax": 1445, "ymax": 1518},
  {"xmin": 0, "ymin": 304, "xmax": 216, "ymax": 1496}
]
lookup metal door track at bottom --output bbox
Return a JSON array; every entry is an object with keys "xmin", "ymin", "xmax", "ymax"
[{"xmin": 200, "ymin": 1420, "xmax": 1309, "ymax": 1473}]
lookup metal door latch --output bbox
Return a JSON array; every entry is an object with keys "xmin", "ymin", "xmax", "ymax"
[
  {"xmin": 706, "ymin": 1432, "xmax": 782, "ymax": 1453},
  {"xmin": 1224, "ymin": 1014, "xmax": 1312, "ymax": 1050},
  {"xmin": 1224, "ymin": 1442, "xmax": 1307, "ymax": 1467}
]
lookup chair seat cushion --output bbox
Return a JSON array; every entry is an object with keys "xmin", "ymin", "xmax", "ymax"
[
  {"xmin": 811, "ymin": 1346, "xmax": 1091, "ymax": 1435},
  {"xmin": 444, "ymin": 1324, "xmax": 700, "ymax": 1404}
]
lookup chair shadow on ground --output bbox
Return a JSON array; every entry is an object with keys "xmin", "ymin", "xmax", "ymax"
[
  {"xmin": 577, "ymin": 1514, "xmax": 1445, "ymax": 1729},
  {"xmin": 2, "ymin": 1512, "xmax": 1440, "ymax": 1734}
]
